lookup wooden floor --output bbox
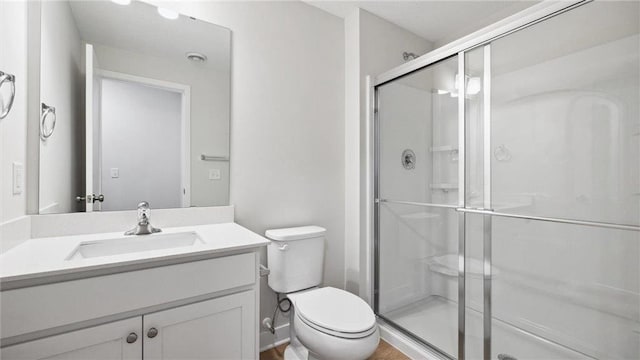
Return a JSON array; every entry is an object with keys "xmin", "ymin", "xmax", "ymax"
[{"xmin": 259, "ymin": 339, "xmax": 410, "ymax": 360}]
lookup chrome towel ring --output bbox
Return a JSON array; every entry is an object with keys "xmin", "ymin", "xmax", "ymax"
[
  {"xmin": 0, "ymin": 70, "xmax": 16, "ymax": 119},
  {"xmin": 40, "ymin": 103, "xmax": 57, "ymax": 140}
]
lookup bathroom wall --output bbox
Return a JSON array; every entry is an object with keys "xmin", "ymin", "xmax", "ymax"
[
  {"xmin": 0, "ymin": 1, "xmax": 29, "ymax": 237},
  {"xmin": 92, "ymin": 44, "xmax": 231, "ymax": 207},
  {"xmin": 145, "ymin": 0, "xmax": 346, "ymax": 344},
  {"xmin": 100, "ymin": 78, "xmax": 183, "ymax": 211},
  {"xmin": 38, "ymin": 1, "xmax": 84, "ymax": 214},
  {"xmin": 343, "ymin": 8, "xmax": 433, "ymax": 297}
]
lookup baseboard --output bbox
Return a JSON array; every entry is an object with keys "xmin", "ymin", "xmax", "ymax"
[
  {"xmin": 378, "ymin": 319, "xmax": 447, "ymax": 360},
  {"xmin": 259, "ymin": 322, "xmax": 290, "ymax": 352}
]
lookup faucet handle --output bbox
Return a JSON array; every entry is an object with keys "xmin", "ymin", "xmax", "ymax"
[
  {"xmin": 137, "ymin": 202, "xmax": 151, "ymax": 225},
  {"xmin": 137, "ymin": 201, "xmax": 150, "ymax": 209},
  {"xmin": 125, "ymin": 201, "xmax": 161, "ymax": 236}
]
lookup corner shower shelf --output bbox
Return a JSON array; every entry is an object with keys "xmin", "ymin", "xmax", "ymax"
[
  {"xmin": 430, "ymin": 145, "xmax": 458, "ymax": 152},
  {"xmin": 429, "ymin": 184, "xmax": 458, "ymax": 191},
  {"xmin": 425, "ymin": 254, "xmax": 499, "ymax": 278}
]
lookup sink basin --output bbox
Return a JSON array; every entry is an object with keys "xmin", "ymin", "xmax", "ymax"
[{"xmin": 66, "ymin": 232, "xmax": 204, "ymax": 260}]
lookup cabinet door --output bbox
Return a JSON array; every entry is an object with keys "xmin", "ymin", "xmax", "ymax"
[
  {"xmin": 1, "ymin": 317, "xmax": 141, "ymax": 360},
  {"xmin": 144, "ymin": 290, "xmax": 256, "ymax": 360}
]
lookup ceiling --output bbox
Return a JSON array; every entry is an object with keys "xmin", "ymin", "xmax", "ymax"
[
  {"xmin": 69, "ymin": 1, "xmax": 230, "ymax": 71},
  {"xmin": 304, "ymin": 0, "xmax": 540, "ymax": 46}
]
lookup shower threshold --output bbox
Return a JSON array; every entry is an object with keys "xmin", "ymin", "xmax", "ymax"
[{"xmin": 381, "ymin": 296, "xmax": 595, "ymax": 360}]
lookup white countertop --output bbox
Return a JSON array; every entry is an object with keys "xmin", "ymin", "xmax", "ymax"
[{"xmin": 0, "ymin": 223, "xmax": 269, "ymax": 287}]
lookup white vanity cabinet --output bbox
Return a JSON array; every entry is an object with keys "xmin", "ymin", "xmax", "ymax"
[
  {"xmin": 2, "ymin": 291, "xmax": 255, "ymax": 360},
  {"xmin": 1, "ymin": 249, "xmax": 263, "ymax": 360}
]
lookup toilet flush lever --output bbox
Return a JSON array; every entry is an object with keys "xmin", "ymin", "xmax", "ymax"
[
  {"xmin": 278, "ymin": 244, "xmax": 288, "ymax": 251},
  {"xmin": 259, "ymin": 264, "xmax": 270, "ymax": 277}
]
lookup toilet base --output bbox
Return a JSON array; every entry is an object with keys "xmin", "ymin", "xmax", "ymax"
[{"xmin": 284, "ymin": 339, "xmax": 321, "ymax": 360}]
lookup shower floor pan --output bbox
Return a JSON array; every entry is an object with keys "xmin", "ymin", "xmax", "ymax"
[{"xmin": 383, "ymin": 296, "xmax": 595, "ymax": 360}]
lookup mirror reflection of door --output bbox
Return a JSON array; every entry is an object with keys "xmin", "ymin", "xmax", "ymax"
[
  {"xmin": 86, "ymin": 44, "xmax": 190, "ymax": 211},
  {"xmin": 38, "ymin": 1, "xmax": 230, "ymax": 214}
]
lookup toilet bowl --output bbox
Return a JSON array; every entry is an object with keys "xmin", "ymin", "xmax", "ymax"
[
  {"xmin": 286, "ymin": 287, "xmax": 379, "ymax": 360},
  {"xmin": 265, "ymin": 226, "xmax": 380, "ymax": 360}
]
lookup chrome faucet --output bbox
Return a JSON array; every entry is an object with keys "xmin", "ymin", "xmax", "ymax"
[{"xmin": 125, "ymin": 201, "xmax": 162, "ymax": 235}]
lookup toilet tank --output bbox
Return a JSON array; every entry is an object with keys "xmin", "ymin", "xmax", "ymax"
[{"xmin": 266, "ymin": 226, "xmax": 326, "ymax": 293}]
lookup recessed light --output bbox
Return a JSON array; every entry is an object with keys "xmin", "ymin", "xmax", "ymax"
[
  {"xmin": 157, "ymin": 7, "xmax": 179, "ymax": 20},
  {"xmin": 111, "ymin": 0, "xmax": 131, "ymax": 5}
]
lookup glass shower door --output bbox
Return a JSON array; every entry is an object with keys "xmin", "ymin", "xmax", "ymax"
[
  {"xmin": 483, "ymin": 1, "xmax": 640, "ymax": 359},
  {"xmin": 376, "ymin": 55, "xmax": 461, "ymax": 358},
  {"xmin": 374, "ymin": 2, "xmax": 639, "ymax": 360}
]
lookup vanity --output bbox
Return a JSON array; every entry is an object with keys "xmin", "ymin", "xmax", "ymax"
[{"xmin": 0, "ymin": 222, "xmax": 268, "ymax": 359}]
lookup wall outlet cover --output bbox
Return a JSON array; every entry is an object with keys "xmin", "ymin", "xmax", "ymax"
[
  {"xmin": 12, "ymin": 162, "xmax": 24, "ymax": 195},
  {"xmin": 208, "ymin": 169, "xmax": 221, "ymax": 180}
]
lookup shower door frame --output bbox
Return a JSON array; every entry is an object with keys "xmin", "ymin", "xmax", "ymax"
[{"xmin": 367, "ymin": 0, "xmax": 640, "ymax": 359}]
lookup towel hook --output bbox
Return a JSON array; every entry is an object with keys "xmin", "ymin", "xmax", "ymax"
[
  {"xmin": 40, "ymin": 103, "xmax": 57, "ymax": 140},
  {"xmin": 0, "ymin": 70, "xmax": 16, "ymax": 119}
]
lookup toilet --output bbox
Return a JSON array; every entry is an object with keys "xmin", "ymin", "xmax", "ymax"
[{"xmin": 266, "ymin": 226, "xmax": 380, "ymax": 360}]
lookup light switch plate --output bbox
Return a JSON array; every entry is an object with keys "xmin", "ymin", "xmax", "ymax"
[
  {"xmin": 208, "ymin": 169, "xmax": 221, "ymax": 180},
  {"xmin": 110, "ymin": 168, "xmax": 119, "ymax": 178},
  {"xmin": 12, "ymin": 162, "xmax": 24, "ymax": 195}
]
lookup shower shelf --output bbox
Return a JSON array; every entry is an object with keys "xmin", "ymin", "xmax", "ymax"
[
  {"xmin": 425, "ymin": 254, "xmax": 498, "ymax": 278},
  {"xmin": 430, "ymin": 145, "xmax": 458, "ymax": 152},
  {"xmin": 429, "ymin": 183, "xmax": 458, "ymax": 191}
]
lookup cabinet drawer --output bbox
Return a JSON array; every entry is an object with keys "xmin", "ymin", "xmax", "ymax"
[{"xmin": 1, "ymin": 252, "xmax": 256, "ymax": 339}]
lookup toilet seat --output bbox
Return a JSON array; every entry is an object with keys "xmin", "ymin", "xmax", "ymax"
[
  {"xmin": 296, "ymin": 311, "xmax": 377, "ymax": 339},
  {"xmin": 289, "ymin": 287, "xmax": 377, "ymax": 339}
]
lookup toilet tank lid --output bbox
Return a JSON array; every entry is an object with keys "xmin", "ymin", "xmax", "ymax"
[{"xmin": 265, "ymin": 226, "xmax": 326, "ymax": 241}]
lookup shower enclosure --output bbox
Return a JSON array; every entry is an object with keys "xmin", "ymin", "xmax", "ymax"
[{"xmin": 371, "ymin": 1, "xmax": 639, "ymax": 359}]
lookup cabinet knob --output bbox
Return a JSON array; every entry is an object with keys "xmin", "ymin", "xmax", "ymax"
[
  {"xmin": 126, "ymin": 332, "xmax": 138, "ymax": 344},
  {"xmin": 147, "ymin": 327, "xmax": 158, "ymax": 338}
]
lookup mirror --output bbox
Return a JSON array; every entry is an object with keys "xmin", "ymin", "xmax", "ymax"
[{"xmin": 37, "ymin": 0, "xmax": 230, "ymax": 214}]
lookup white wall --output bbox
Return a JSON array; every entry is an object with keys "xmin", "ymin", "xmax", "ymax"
[
  {"xmin": 0, "ymin": 0, "xmax": 31, "ymax": 254},
  {"xmin": 343, "ymin": 8, "xmax": 433, "ymax": 297},
  {"xmin": 92, "ymin": 44, "xmax": 230, "ymax": 207},
  {"xmin": 0, "ymin": 1, "xmax": 28, "ymax": 224},
  {"xmin": 38, "ymin": 1, "xmax": 84, "ymax": 215},
  {"xmin": 100, "ymin": 78, "xmax": 182, "ymax": 211},
  {"xmin": 146, "ymin": 0, "xmax": 346, "ymax": 342}
]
